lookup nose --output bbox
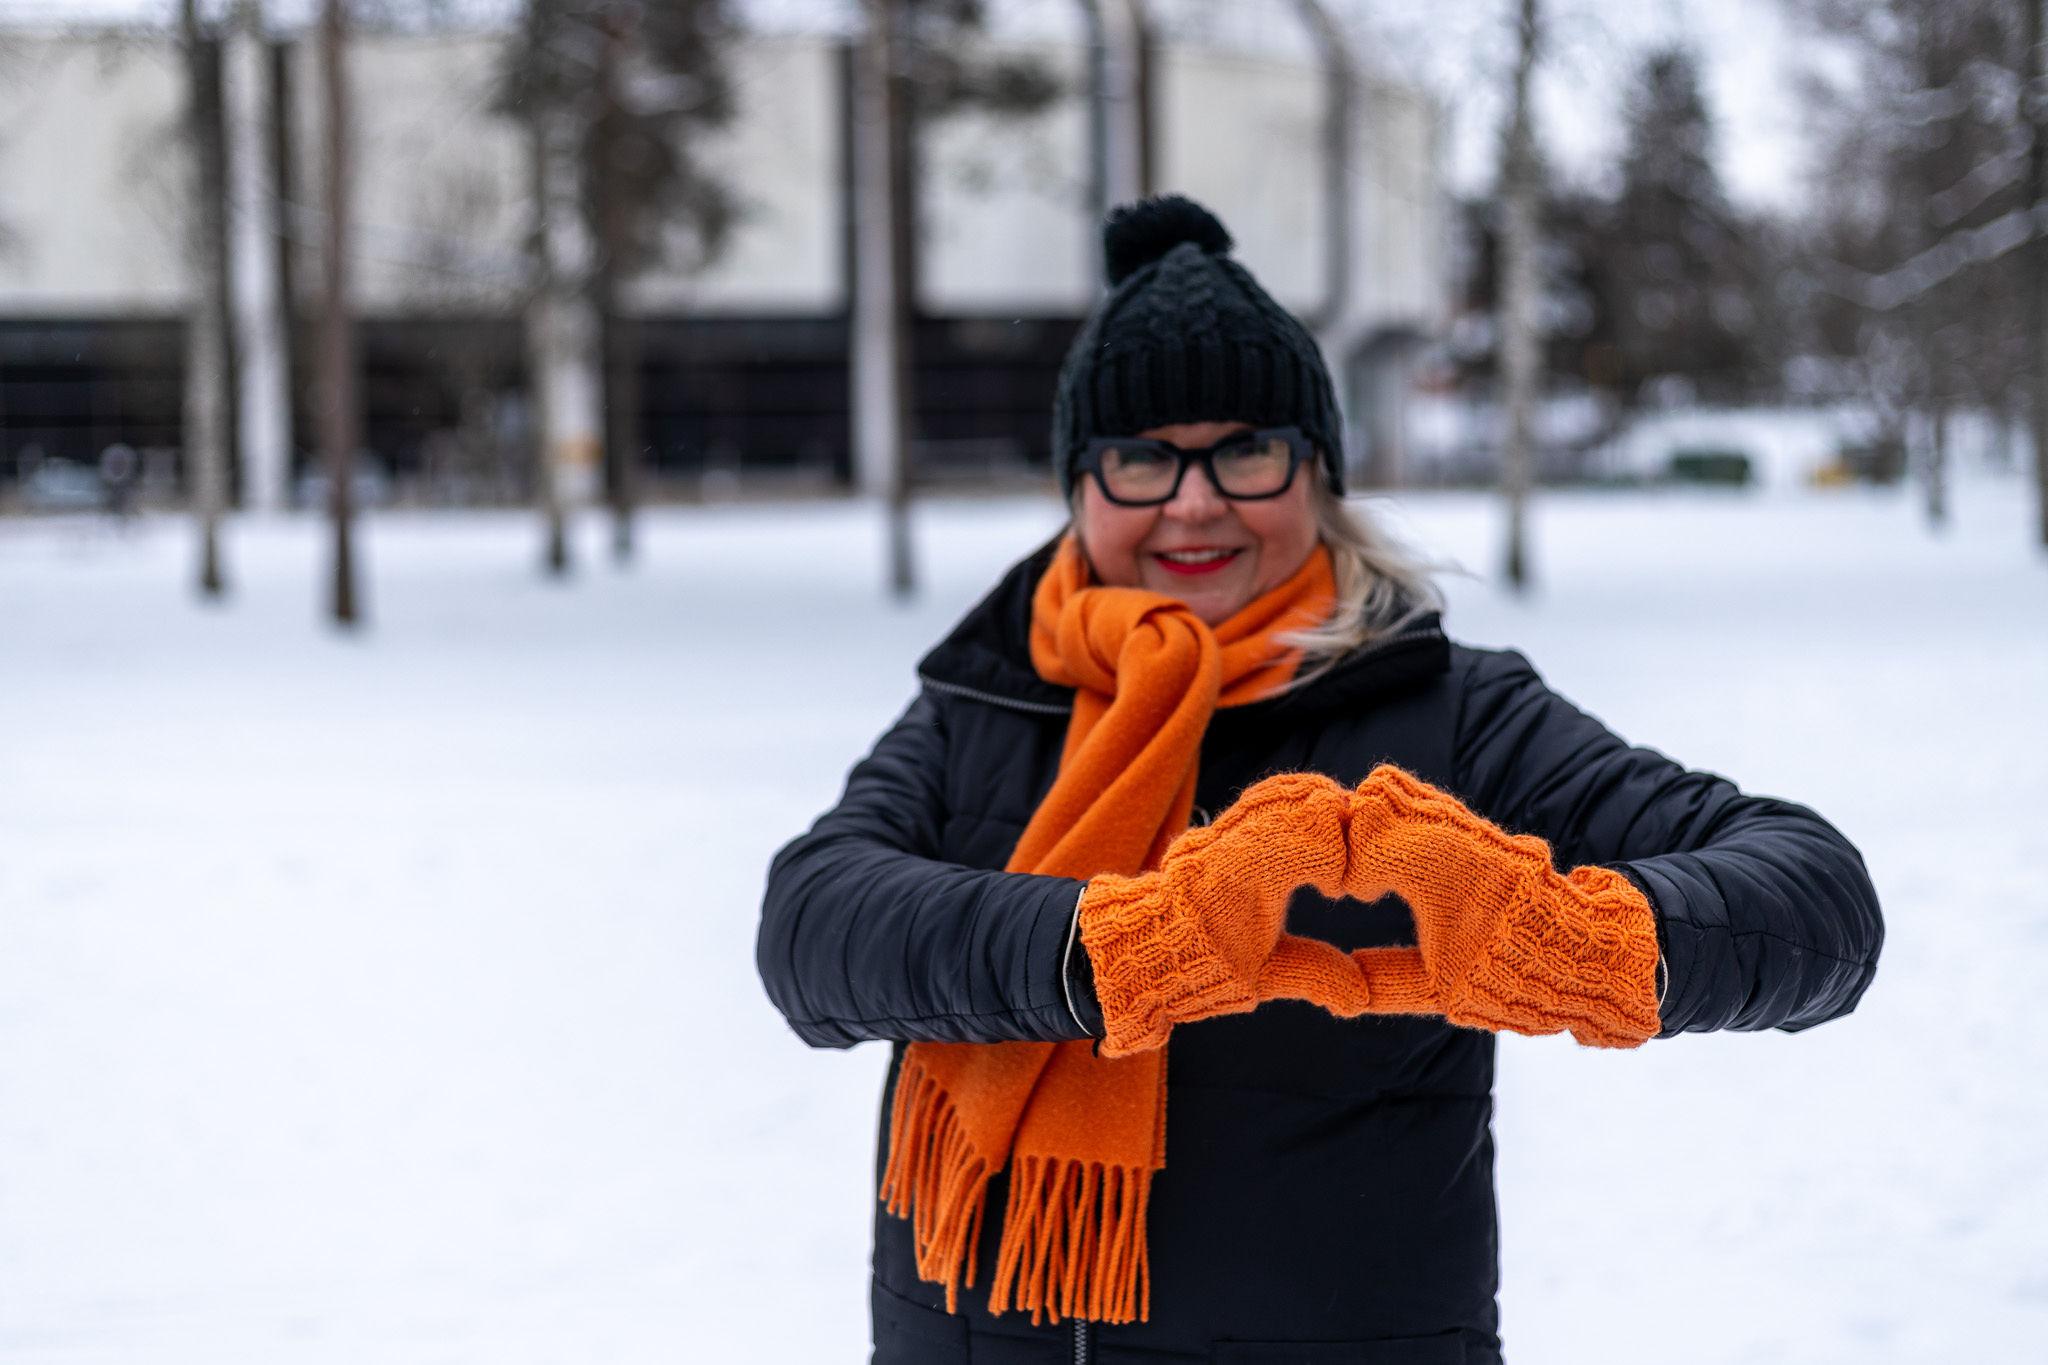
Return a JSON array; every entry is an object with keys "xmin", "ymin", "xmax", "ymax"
[{"xmin": 1162, "ymin": 458, "xmax": 1229, "ymax": 522}]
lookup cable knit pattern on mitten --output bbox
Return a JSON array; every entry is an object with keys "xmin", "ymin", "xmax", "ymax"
[
  {"xmin": 1073, "ymin": 872, "xmax": 1256, "ymax": 1058},
  {"xmin": 1344, "ymin": 763, "xmax": 1663, "ymax": 1049},
  {"xmin": 1078, "ymin": 772, "xmax": 1375, "ymax": 1058}
]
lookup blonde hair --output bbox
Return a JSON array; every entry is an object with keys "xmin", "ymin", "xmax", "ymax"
[
  {"xmin": 1065, "ymin": 461, "xmax": 1471, "ymax": 692},
  {"xmin": 1279, "ymin": 465, "xmax": 1471, "ymax": 689}
]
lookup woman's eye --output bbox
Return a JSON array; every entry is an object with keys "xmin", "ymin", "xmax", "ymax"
[
  {"xmin": 1108, "ymin": 446, "xmax": 1173, "ymax": 469},
  {"xmin": 1215, "ymin": 437, "xmax": 1284, "ymax": 466}
]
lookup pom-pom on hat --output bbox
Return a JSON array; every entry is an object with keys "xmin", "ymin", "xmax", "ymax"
[{"xmin": 1051, "ymin": 193, "xmax": 1346, "ymax": 498}]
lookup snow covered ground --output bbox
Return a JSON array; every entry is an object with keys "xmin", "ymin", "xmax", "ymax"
[{"xmin": 3, "ymin": 473, "xmax": 2044, "ymax": 1364}]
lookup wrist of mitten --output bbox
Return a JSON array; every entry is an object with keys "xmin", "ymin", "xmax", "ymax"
[
  {"xmin": 1445, "ymin": 861, "xmax": 1664, "ymax": 1049},
  {"xmin": 1060, "ymin": 884, "xmax": 1106, "ymax": 1038},
  {"xmin": 1076, "ymin": 873, "xmax": 1256, "ymax": 1058}
]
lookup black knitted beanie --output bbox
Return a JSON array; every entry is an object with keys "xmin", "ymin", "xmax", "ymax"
[{"xmin": 1051, "ymin": 194, "xmax": 1345, "ymax": 498}]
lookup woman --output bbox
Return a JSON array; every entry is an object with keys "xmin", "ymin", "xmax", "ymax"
[{"xmin": 757, "ymin": 195, "xmax": 1884, "ymax": 1365}]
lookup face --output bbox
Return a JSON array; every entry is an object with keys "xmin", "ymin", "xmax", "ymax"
[{"xmin": 1074, "ymin": 420, "xmax": 1320, "ymax": 626}]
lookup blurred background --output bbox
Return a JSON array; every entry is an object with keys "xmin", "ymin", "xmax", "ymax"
[{"xmin": 1, "ymin": 1, "xmax": 2043, "ymax": 1362}]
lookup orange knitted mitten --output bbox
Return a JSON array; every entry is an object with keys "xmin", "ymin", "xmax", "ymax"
[
  {"xmin": 1077, "ymin": 772, "xmax": 1378, "ymax": 1058},
  {"xmin": 1344, "ymin": 763, "xmax": 1663, "ymax": 1049}
]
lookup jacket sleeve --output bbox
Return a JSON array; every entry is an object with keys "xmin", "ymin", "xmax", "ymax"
[
  {"xmin": 756, "ymin": 688, "xmax": 1099, "ymax": 1049},
  {"xmin": 1454, "ymin": 648, "xmax": 1884, "ymax": 1038}
]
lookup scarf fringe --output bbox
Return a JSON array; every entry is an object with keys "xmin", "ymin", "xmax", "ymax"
[
  {"xmin": 987, "ymin": 1153, "xmax": 1153, "ymax": 1327},
  {"xmin": 879, "ymin": 1053, "xmax": 993, "ymax": 1313}
]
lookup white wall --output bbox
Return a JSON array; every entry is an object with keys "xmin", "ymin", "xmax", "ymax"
[
  {"xmin": 920, "ymin": 38, "xmax": 1094, "ymax": 316},
  {"xmin": 1355, "ymin": 74, "xmax": 1448, "ymax": 334},
  {"xmin": 285, "ymin": 31, "xmax": 526, "ymax": 316},
  {"xmin": 0, "ymin": 29, "xmax": 191, "ymax": 314},
  {"xmin": 0, "ymin": 24, "xmax": 1447, "ymax": 332},
  {"xmin": 1154, "ymin": 45, "xmax": 1326, "ymax": 314},
  {"xmin": 629, "ymin": 34, "xmax": 842, "ymax": 316}
]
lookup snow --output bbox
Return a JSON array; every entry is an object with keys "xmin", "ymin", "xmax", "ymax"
[
  {"xmin": 2, "ymin": 470, "xmax": 2044, "ymax": 1363},
  {"xmin": 1588, "ymin": 403, "xmax": 2014, "ymax": 491}
]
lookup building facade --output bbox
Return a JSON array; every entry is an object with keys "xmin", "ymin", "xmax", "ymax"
[{"xmin": 0, "ymin": 15, "xmax": 1449, "ymax": 507}]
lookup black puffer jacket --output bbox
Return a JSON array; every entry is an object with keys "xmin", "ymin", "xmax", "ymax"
[{"xmin": 758, "ymin": 535, "xmax": 1884, "ymax": 1365}]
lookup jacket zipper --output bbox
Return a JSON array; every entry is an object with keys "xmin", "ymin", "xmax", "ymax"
[
  {"xmin": 1071, "ymin": 1317, "xmax": 1091, "ymax": 1364},
  {"xmin": 918, "ymin": 624, "xmax": 1445, "ymax": 718},
  {"xmin": 915, "ymin": 673, "xmax": 1074, "ymax": 715}
]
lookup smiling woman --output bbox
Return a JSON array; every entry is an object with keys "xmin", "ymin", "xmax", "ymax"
[{"xmin": 757, "ymin": 194, "xmax": 1885, "ymax": 1365}]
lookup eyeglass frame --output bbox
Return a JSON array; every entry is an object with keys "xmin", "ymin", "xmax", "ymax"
[{"xmin": 1073, "ymin": 425, "xmax": 1317, "ymax": 508}]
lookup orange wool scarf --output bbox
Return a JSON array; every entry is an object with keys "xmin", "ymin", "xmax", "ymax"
[{"xmin": 879, "ymin": 533, "xmax": 1339, "ymax": 1326}]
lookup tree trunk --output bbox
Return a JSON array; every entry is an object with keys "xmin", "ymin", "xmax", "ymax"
[
  {"xmin": 1081, "ymin": 0, "xmax": 1109, "ymax": 232},
  {"xmin": 529, "ymin": 78, "xmax": 603, "ymax": 577},
  {"xmin": 885, "ymin": 0, "xmax": 919, "ymax": 597},
  {"xmin": 596, "ymin": 4, "xmax": 640, "ymax": 566},
  {"xmin": 1094, "ymin": 0, "xmax": 1150, "ymax": 208},
  {"xmin": 1294, "ymin": 0, "xmax": 1351, "ymax": 336},
  {"xmin": 854, "ymin": 0, "xmax": 914, "ymax": 599},
  {"xmin": 523, "ymin": 103, "xmax": 563, "ymax": 570},
  {"xmin": 607, "ymin": 311, "xmax": 643, "ymax": 564},
  {"xmin": 1498, "ymin": 0, "xmax": 1542, "ymax": 593},
  {"xmin": 1911, "ymin": 33, "xmax": 1951, "ymax": 537},
  {"xmin": 1294, "ymin": 0, "xmax": 1357, "ymax": 483},
  {"xmin": 317, "ymin": 0, "xmax": 359, "ymax": 626},
  {"xmin": 1128, "ymin": 0, "xmax": 1155, "ymax": 196},
  {"xmin": 2028, "ymin": 0, "xmax": 2048, "ymax": 552},
  {"xmin": 225, "ymin": 0, "xmax": 293, "ymax": 514},
  {"xmin": 1922, "ymin": 402, "xmax": 1950, "ymax": 530},
  {"xmin": 181, "ymin": 0, "xmax": 230, "ymax": 599}
]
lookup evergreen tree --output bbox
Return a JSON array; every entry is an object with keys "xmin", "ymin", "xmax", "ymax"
[
  {"xmin": 497, "ymin": 0, "xmax": 742, "ymax": 570},
  {"xmin": 1604, "ymin": 45, "xmax": 1762, "ymax": 405}
]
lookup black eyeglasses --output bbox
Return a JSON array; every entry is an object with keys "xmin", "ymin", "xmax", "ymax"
[{"xmin": 1076, "ymin": 426, "xmax": 1314, "ymax": 507}]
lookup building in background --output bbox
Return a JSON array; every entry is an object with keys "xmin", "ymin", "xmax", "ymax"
[{"xmin": 0, "ymin": 11, "xmax": 1449, "ymax": 508}]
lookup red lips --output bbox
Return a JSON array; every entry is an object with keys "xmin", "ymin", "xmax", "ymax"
[{"xmin": 1151, "ymin": 547, "xmax": 1244, "ymax": 576}]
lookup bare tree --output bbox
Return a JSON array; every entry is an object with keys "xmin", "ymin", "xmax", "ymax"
[
  {"xmin": 1082, "ymin": 0, "xmax": 1153, "ymax": 215},
  {"xmin": 318, "ymin": 0, "xmax": 362, "ymax": 625},
  {"xmin": 526, "ymin": 52, "xmax": 600, "ymax": 577},
  {"xmin": 853, "ymin": 0, "xmax": 914, "ymax": 598},
  {"xmin": 1497, "ymin": 0, "xmax": 1542, "ymax": 592},
  {"xmin": 2028, "ymin": 0, "xmax": 2048, "ymax": 551},
  {"xmin": 180, "ymin": 0, "xmax": 232, "ymax": 599},
  {"xmin": 1790, "ymin": 0, "xmax": 2040, "ymax": 537},
  {"xmin": 852, "ymin": 0, "xmax": 1064, "ymax": 600},
  {"xmin": 225, "ymin": 0, "xmax": 293, "ymax": 515},
  {"xmin": 1294, "ymin": 0, "xmax": 1354, "ymax": 337}
]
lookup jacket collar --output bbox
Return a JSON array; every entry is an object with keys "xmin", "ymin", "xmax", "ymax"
[{"xmin": 916, "ymin": 532, "xmax": 1452, "ymax": 721}]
